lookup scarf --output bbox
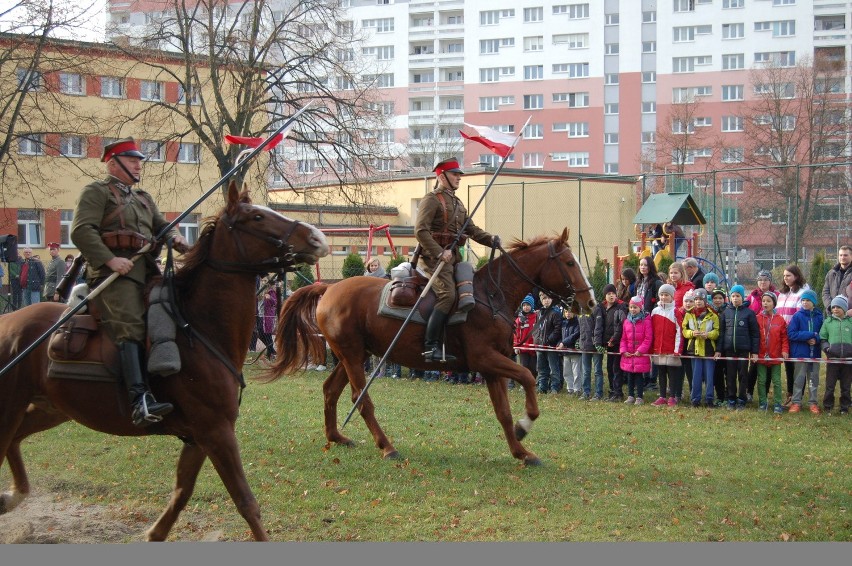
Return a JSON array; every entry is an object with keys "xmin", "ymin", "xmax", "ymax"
[{"xmin": 627, "ymin": 310, "xmax": 646, "ymax": 323}]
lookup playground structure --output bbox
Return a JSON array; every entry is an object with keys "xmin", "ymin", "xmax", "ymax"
[
  {"xmin": 310, "ymin": 224, "xmax": 401, "ymax": 283},
  {"xmin": 613, "ymin": 192, "xmax": 726, "ymax": 285}
]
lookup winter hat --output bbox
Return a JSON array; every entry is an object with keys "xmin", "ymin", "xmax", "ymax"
[
  {"xmin": 603, "ymin": 283, "xmax": 617, "ymax": 295},
  {"xmin": 629, "ymin": 296, "xmax": 643, "ymax": 307},
  {"xmin": 830, "ymin": 295, "xmax": 848, "ymax": 311},
  {"xmin": 693, "ymin": 288, "xmax": 708, "ymax": 302},
  {"xmin": 683, "ymin": 289, "xmax": 696, "ymax": 301},
  {"xmin": 659, "ymin": 283, "xmax": 675, "ymax": 298},
  {"xmin": 711, "ymin": 288, "xmax": 728, "ymax": 299},
  {"xmin": 800, "ymin": 289, "xmax": 818, "ymax": 306},
  {"xmin": 762, "ymin": 291, "xmax": 777, "ymax": 307},
  {"xmin": 757, "ymin": 269, "xmax": 772, "ymax": 281},
  {"xmin": 521, "ymin": 294, "xmax": 535, "ymax": 309},
  {"xmin": 702, "ymin": 272, "xmax": 719, "ymax": 286},
  {"xmin": 729, "ymin": 284, "xmax": 746, "ymax": 298}
]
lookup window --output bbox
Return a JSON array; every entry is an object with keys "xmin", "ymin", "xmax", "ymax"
[
  {"xmin": 642, "ymin": 101, "xmax": 656, "ymax": 113},
  {"xmin": 523, "ymin": 94, "xmax": 544, "ymax": 109},
  {"xmin": 694, "ymin": 117, "xmax": 712, "ymax": 127},
  {"xmin": 722, "ymin": 85, "xmax": 744, "ymax": 101},
  {"xmin": 671, "ymin": 120, "xmax": 694, "ymax": 134},
  {"xmin": 480, "ymin": 68, "xmax": 500, "ymax": 82},
  {"xmin": 721, "ymin": 178, "xmax": 743, "ymax": 194},
  {"xmin": 772, "ymin": 0, "xmax": 795, "ymax": 4},
  {"xmin": 567, "ymin": 152, "xmax": 590, "ymax": 167},
  {"xmin": 524, "ymin": 65, "xmax": 543, "ymax": 80},
  {"xmin": 59, "ymin": 210, "xmax": 73, "ymax": 247},
  {"xmin": 524, "ymin": 124, "xmax": 544, "ymax": 139},
  {"xmin": 674, "ymin": 0, "xmax": 696, "ymax": 13},
  {"xmin": 178, "ymin": 84, "xmax": 200, "ymax": 105},
  {"xmin": 721, "ymin": 207, "xmax": 740, "ymax": 225},
  {"xmin": 604, "ymin": 133, "xmax": 619, "ymax": 144},
  {"xmin": 642, "ymin": 41, "xmax": 657, "ymax": 53},
  {"xmin": 567, "ymin": 63, "xmax": 589, "ymax": 77},
  {"xmin": 376, "ymin": 73, "xmax": 394, "ymax": 87},
  {"xmin": 755, "ymin": 51, "xmax": 796, "ymax": 67},
  {"xmin": 140, "ymin": 81, "xmax": 162, "ymax": 101},
  {"xmin": 17, "ymin": 209, "xmax": 42, "ymax": 246},
  {"xmin": 642, "ymin": 11, "xmax": 656, "ymax": 23},
  {"xmin": 642, "ymin": 131, "xmax": 656, "ymax": 143},
  {"xmin": 178, "ymin": 142, "xmax": 201, "ymax": 163},
  {"xmin": 566, "ymin": 92, "xmax": 589, "ymax": 107},
  {"xmin": 363, "ymin": 18, "xmax": 394, "ymax": 32},
  {"xmin": 59, "ymin": 135, "xmax": 85, "ymax": 157},
  {"xmin": 605, "ymin": 163, "xmax": 619, "ymax": 174},
  {"xmin": 480, "ymin": 97, "xmax": 499, "ymax": 111},
  {"xmin": 18, "ymin": 134, "xmax": 44, "ymax": 155},
  {"xmin": 140, "ymin": 140, "xmax": 164, "ymax": 161},
  {"xmin": 605, "ymin": 14, "xmax": 619, "ymax": 25},
  {"xmin": 754, "ymin": 21, "xmax": 772, "ymax": 32},
  {"xmin": 722, "ymin": 23, "xmax": 744, "ymax": 39},
  {"xmin": 377, "ymin": 129, "xmax": 394, "ymax": 143},
  {"xmin": 480, "ymin": 9, "xmax": 514, "ymax": 25},
  {"xmin": 722, "ymin": 147, "xmax": 744, "ymax": 163},
  {"xmin": 178, "ymin": 213, "xmax": 200, "ymax": 246},
  {"xmin": 673, "ymin": 27, "xmax": 695, "ymax": 43},
  {"xmin": 374, "ymin": 159, "xmax": 394, "ymax": 172},
  {"xmin": 523, "ymin": 153, "xmax": 544, "ymax": 168},
  {"xmin": 642, "ymin": 72, "xmax": 656, "ymax": 83},
  {"xmin": 721, "ymin": 116, "xmax": 743, "ymax": 132},
  {"xmin": 553, "ymin": 33, "xmax": 588, "ymax": 48},
  {"xmin": 444, "ymin": 98, "xmax": 463, "ymax": 110},
  {"xmin": 553, "ymin": 4, "xmax": 589, "ymax": 19},
  {"xmin": 605, "ymin": 74, "xmax": 619, "ymax": 85},
  {"xmin": 16, "ymin": 68, "xmax": 42, "ymax": 91},
  {"xmin": 524, "ymin": 7, "xmax": 543, "ymax": 22},
  {"xmin": 411, "ymin": 72, "xmax": 433, "ymax": 83},
  {"xmin": 722, "ymin": 53, "xmax": 745, "ymax": 70},
  {"xmin": 59, "ymin": 73, "xmax": 84, "ymax": 95},
  {"xmin": 605, "ymin": 103, "xmax": 619, "ymax": 114},
  {"xmin": 567, "ymin": 122, "xmax": 589, "ymax": 137},
  {"xmin": 524, "ymin": 36, "xmax": 544, "ymax": 52},
  {"xmin": 672, "ymin": 150, "xmax": 695, "ymax": 165},
  {"xmin": 605, "ymin": 43, "xmax": 619, "ymax": 55},
  {"xmin": 723, "ymin": 0, "xmax": 744, "ymax": 7},
  {"xmin": 673, "ymin": 57, "xmax": 694, "ymax": 73},
  {"xmin": 772, "ymin": 20, "xmax": 795, "ymax": 37},
  {"xmin": 101, "ymin": 76, "xmax": 123, "ymax": 98}
]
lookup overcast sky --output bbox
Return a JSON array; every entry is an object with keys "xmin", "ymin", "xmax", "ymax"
[{"xmin": 0, "ymin": 0, "xmax": 106, "ymax": 42}]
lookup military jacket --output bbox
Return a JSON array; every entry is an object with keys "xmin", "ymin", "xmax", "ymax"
[
  {"xmin": 44, "ymin": 256, "xmax": 66, "ymax": 296},
  {"xmin": 71, "ymin": 176, "xmax": 175, "ymax": 284},
  {"xmin": 414, "ymin": 186, "xmax": 493, "ymax": 261}
]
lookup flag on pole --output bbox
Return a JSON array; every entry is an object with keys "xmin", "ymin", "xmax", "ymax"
[
  {"xmin": 224, "ymin": 133, "xmax": 285, "ymax": 150},
  {"xmin": 459, "ymin": 123, "xmax": 518, "ymax": 158}
]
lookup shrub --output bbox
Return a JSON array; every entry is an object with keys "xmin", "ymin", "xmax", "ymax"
[
  {"xmin": 289, "ymin": 264, "xmax": 314, "ymax": 291},
  {"xmin": 342, "ymin": 252, "xmax": 365, "ymax": 278},
  {"xmin": 589, "ymin": 252, "xmax": 610, "ymax": 302},
  {"xmin": 808, "ymin": 251, "xmax": 829, "ymax": 312}
]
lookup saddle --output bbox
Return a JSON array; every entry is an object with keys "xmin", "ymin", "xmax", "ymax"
[
  {"xmin": 46, "ymin": 304, "xmax": 119, "ymax": 383},
  {"xmin": 380, "ymin": 268, "xmax": 468, "ymax": 326}
]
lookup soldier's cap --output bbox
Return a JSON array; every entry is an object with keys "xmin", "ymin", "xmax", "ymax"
[
  {"xmin": 433, "ymin": 158, "xmax": 463, "ymax": 176},
  {"xmin": 102, "ymin": 137, "xmax": 146, "ymax": 162},
  {"xmin": 47, "ymin": 242, "xmax": 60, "ymax": 250}
]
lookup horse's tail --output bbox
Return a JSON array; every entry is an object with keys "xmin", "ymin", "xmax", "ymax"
[{"xmin": 261, "ymin": 283, "xmax": 330, "ymax": 382}]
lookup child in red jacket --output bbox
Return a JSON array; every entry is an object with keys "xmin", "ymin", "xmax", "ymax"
[
  {"xmin": 755, "ymin": 292, "xmax": 789, "ymax": 414},
  {"xmin": 650, "ymin": 283, "xmax": 684, "ymax": 407}
]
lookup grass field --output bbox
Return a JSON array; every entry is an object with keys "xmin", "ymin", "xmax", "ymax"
[{"xmin": 3, "ymin": 367, "xmax": 850, "ymax": 542}]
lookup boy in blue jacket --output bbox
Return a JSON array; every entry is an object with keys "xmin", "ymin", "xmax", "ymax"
[{"xmin": 787, "ymin": 289, "xmax": 824, "ymax": 414}]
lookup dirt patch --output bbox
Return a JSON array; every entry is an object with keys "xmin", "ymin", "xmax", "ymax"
[{"xmin": 0, "ymin": 491, "xmax": 225, "ymax": 543}]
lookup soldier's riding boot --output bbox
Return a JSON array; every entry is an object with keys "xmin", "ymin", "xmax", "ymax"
[
  {"xmin": 423, "ymin": 308, "xmax": 456, "ymax": 363},
  {"xmin": 119, "ymin": 341, "xmax": 173, "ymax": 427}
]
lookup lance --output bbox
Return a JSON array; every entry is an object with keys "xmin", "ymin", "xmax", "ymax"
[
  {"xmin": 0, "ymin": 103, "xmax": 315, "ymax": 379},
  {"xmin": 342, "ymin": 116, "xmax": 532, "ymax": 427}
]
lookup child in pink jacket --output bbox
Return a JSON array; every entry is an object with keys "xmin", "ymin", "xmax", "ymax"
[{"xmin": 620, "ymin": 296, "xmax": 653, "ymax": 405}]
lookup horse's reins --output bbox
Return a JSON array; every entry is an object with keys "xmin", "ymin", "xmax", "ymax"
[{"xmin": 206, "ymin": 208, "xmax": 303, "ymax": 274}]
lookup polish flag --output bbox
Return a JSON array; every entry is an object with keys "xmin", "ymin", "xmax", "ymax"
[
  {"xmin": 459, "ymin": 123, "xmax": 518, "ymax": 158},
  {"xmin": 224, "ymin": 133, "xmax": 285, "ymax": 150}
]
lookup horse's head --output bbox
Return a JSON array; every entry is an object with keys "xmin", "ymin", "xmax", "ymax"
[
  {"xmin": 534, "ymin": 228, "xmax": 596, "ymax": 313},
  {"xmin": 215, "ymin": 180, "xmax": 329, "ymax": 271}
]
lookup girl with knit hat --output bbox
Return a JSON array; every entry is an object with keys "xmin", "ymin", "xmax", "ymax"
[
  {"xmin": 512, "ymin": 294, "xmax": 538, "ymax": 382},
  {"xmin": 702, "ymin": 272, "xmax": 720, "ymax": 295},
  {"xmin": 775, "ymin": 265, "xmax": 810, "ymax": 407},
  {"xmin": 715, "ymin": 285, "xmax": 760, "ymax": 409},
  {"xmin": 620, "ymin": 295, "xmax": 653, "ymax": 404},
  {"xmin": 755, "ymin": 291, "xmax": 790, "ymax": 414},
  {"xmin": 682, "ymin": 288, "xmax": 719, "ymax": 407},
  {"xmin": 818, "ymin": 295, "xmax": 852, "ymax": 415},
  {"xmin": 650, "ymin": 283, "xmax": 684, "ymax": 407},
  {"xmin": 787, "ymin": 289, "xmax": 823, "ymax": 414}
]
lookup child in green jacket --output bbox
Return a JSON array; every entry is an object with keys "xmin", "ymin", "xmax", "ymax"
[{"xmin": 818, "ymin": 295, "xmax": 852, "ymax": 415}]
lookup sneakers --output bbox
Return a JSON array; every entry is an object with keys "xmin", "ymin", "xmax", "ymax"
[
  {"xmin": 746, "ymin": 393, "xmax": 753, "ymax": 403},
  {"xmin": 625, "ymin": 396, "xmax": 636, "ymax": 404},
  {"xmin": 580, "ymin": 393, "xmax": 590, "ymax": 401},
  {"xmin": 651, "ymin": 396, "xmax": 667, "ymax": 406},
  {"xmin": 773, "ymin": 404, "xmax": 784, "ymax": 414},
  {"xmin": 759, "ymin": 402, "xmax": 768, "ymax": 411},
  {"xmin": 789, "ymin": 404, "xmax": 801, "ymax": 413},
  {"xmin": 809, "ymin": 404, "xmax": 821, "ymax": 415},
  {"xmin": 691, "ymin": 400, "xmax": 701, "ymax": 408},
  {"xmin": 315, "ymin": 365, "xmax": 327, "ymax": 371},
  {"xmin": 705, "ymin": 401, "xmax": 715, "ymax": 409},
  {"xmin": 726, "ymin": 400, "xmax": 736, "ymax": 411},
  {"xmin": 782, "ymin": 395, "xmax": 793, "ymax": 408},
  {"xmin": 634, "ymin": 397, "xmax": 644, "ymax": 405},
  {"xmin": 842, "ymin": 409, "xmax": 849, "ymax": 416},
  {"xmin": 667, "ymin": 397, "xmax": 677, "ymax": 407},
  {"xmin": 736, "ymin": 401, "xmax": 746, "ymax": 412},
  {"xmin": 590, "ymin": 395, "xmax": 602, "ymax": 402}
]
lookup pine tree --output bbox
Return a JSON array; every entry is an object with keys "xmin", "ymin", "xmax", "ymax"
[{"xmin": 342, "ymin": 253, "xmax": 365, "ymax": 279}]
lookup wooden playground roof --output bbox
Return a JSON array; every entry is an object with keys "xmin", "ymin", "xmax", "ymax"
[{"xmin": 631, "ymin": 192, "xmax": 706, "ymax": 226}]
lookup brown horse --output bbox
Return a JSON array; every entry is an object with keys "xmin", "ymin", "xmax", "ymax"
[
  {"xmin": 268, "ymin": 228, "xmax": 595, "ymax": 466},
  {"xmin": 0, "ymin": 181, "xmax": 329, "ymax": 541}
]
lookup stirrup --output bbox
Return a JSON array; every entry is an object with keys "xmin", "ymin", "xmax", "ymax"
[
  {"xmin": 131, "ymin": 393, "xmax": 173, "ymax": 427},
  {"xmin": 423, "ymin": 345, "xmax": 456, "ymax": 363}
]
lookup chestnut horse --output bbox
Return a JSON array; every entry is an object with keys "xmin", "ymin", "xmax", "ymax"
[
  {"xmin": 268, "ymin": 228, "xmax": 595, "ymax": 466},
  {"xmin": 0, "ymin": 181, "xmax": 329, "ymax": 541}
]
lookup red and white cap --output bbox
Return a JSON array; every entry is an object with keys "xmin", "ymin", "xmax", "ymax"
[{"xmin": 102, "ymin": 137, "xmax": 146, "ymax": 162}]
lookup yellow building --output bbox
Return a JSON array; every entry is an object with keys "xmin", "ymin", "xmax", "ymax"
[{"xmin": 269, "ymin": 167, "xmax": 639, "ymax": 280}]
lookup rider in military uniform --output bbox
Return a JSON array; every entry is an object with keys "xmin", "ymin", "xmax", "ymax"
[
  {"xmin": 71, "ymin": 137, "xmax": 187, "ymax": 426},
  {"xmin": 414, "ymin": 158, "xmax": 499, "ymax": 362}
]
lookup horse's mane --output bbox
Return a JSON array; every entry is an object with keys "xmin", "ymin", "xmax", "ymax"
[
  {"xmin": 168, "ymin": 213, "xmax": 219, "ymax": 291},
  {"xmin": 505, "ymin": 233, "xmax": 568, "ymax": 253}
]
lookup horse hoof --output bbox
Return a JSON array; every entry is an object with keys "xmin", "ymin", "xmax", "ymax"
[
  {"xmin": 340, "ymin": 439, "xmax": 356, "ymax": 448},
  {"xmin": 523, "ymin": 455, "xmax": 542, "ymax": 467},
  {"xmin": 514, "ymin": 424, "xmax": 528, "ymax": 441},
  {"xmin": 383, "ymin": 450, "xmax": 401, "ymax": 460},
  {"xmin": 0, "ymin": 491, "xmax": 26, "ymax": 514}
]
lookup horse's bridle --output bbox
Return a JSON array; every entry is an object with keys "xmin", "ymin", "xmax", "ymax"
[{"xmin": 207, "ymin": 208, "xmax": 305, "ymax": 274}]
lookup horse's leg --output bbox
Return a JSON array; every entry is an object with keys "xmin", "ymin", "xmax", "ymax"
[
  {"xmin": 322, "ymin": 364, "xmax": 356, "ymax": 447},
  {"xmin": 196, "ymin": 426, "xmax": 268, "ymax": 541},
  {"xmin": 339, "ymin": 357, "xmax": 399, "ymax": 460},
  {"xmin": 145, "ymin": 442, "xmax": 207, "ymax": 541},
  {"xmin": 481, "ymin": 358, "xmax": 541, "ymax": 466}
]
